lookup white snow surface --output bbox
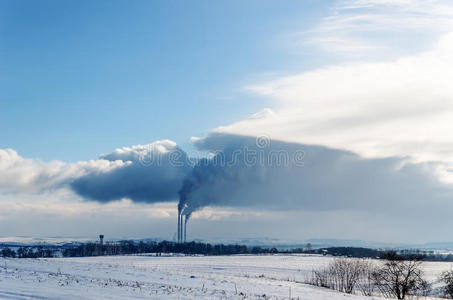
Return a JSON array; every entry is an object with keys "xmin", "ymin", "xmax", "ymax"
[{"xmin": 0, "ymin": 254, "xmax": 451, "ymax": 299}]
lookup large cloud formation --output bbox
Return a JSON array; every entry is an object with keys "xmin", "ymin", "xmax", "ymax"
[
  {"xmin": 178, "ymin": 133, "xmax": 452, "ymax": 217},
  {"xmin": 2, "ymin": 133, "xmax": 453, "ymax": 241},
  {"xmin": 3, "ymin": 134, "xmax": 452, "ymax": 222}
]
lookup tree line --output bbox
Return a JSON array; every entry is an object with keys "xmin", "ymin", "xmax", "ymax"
[
  {"xmin": 1, "ymin": 246, "xmax": 55, "ymax": 258},
  {"xmin": 0, "ymin": 241, "xmax": 277, "ymax": 258},
  {"xmin": 61, "ymin": 240, "xmax": 278, "ymax": 257},
  {"xmin": 2, "ymin": 241, "xmax": 453, "ymax": 262}
]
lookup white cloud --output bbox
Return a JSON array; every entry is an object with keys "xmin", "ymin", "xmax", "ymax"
[
  {"xmin": 100, "ymin": 140, "xmax": 179, "ymax": 161},
  {"xmin": 0, "ymin": 148, "xmax": 127, "ymax": 194},
  {"xmin": 212, "ymin": 33, "xmax": 453, "ymax": 183}
]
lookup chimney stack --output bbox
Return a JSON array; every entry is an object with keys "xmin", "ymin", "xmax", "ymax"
[
  {"xmin": 177, "ymin": 210, "xmax": 181, "ymax": 243},
  {"xmin": 184, "ymin": 216, "xmax": 187, "ymax": 242},
  {"xmin": 179, "ymin": 214, "xmax": 184, "ymax": 243}
]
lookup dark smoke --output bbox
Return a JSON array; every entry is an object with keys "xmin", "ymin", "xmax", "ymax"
[{"xmin": 177, "ymin": 133, "xmax": 452, "ymax": 217}]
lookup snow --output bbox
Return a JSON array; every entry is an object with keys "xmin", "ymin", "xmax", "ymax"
[{"xmin": 0, "ymin": 254, "xmax": 451, "ymax": 299}]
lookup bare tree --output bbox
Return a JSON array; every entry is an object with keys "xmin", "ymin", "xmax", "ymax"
[
  {"xmin": 310, "ymin": 268, "xmax": 329, "ymax": 288},
  {"xmin": 309, "ymin": 258, "xmax": 374, "ymax": 294},
  {"xmin": 357, "ymin": 259, "xmax": 376, "ymax": 296},
  {"xmin": 329, "ymin": 258, "xmax": 364, "ymax": 293},
  {"xmin": 440, "ymin": 269, "xmax": 453, "ymax": 298},
  {"xmin": 372, "ymin": 252, "xmax": 429, "ymax": 299}
]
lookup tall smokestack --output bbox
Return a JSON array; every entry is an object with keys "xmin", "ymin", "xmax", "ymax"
[
  {"xmin": 179, "ymin": 213, "xmax": 183, "ymax": 243},
  {"xmin": 184, "ymin": 215, "xmax": 187, "ymax": 242},
  {"xmin": 179, "ymin": 214, "xmax": 182, "ymax": 243},
  {"xmin": 180, "ymin": 214, "xmax": 183, "ymax": 243},
  {"xmin": 177, "ymin": 209, "xmax": 181, "ymax": 243},
  {"xmin": 181, "ymin": 214, "xmax": 184, "ymax": 243}
]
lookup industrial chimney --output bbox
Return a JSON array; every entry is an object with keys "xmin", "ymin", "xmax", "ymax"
[
  {"xmin": 179, "ymin": 214, "xmax": 184, "ymax": 243},
  {"xmin": 184, "ymin": 215, "xmax": 187, "ymax": 243},
  {"xmin": 178, "ymin": 205, "xmax": 188, "ymax": 243},
  {"xmin": 177, "ymin": 210, "xmax": 181, "ymax": 243}
]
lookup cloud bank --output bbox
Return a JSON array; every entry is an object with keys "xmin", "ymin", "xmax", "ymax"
[
  {"xmin": 1, "ymin": 133, "xmax": 453, "ymax": 241},
  {"xmin": 3, "ymin": 134, "xmax": 451, "ymax": 218}
]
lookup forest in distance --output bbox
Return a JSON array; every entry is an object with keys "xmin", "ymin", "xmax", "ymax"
[{"xmin": 2, "ymin": 240, "xmax": 453, "ymax": 262}]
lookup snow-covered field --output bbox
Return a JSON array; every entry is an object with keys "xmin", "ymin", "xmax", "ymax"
[{"xmin": 0, "ymin": 254, "xmax": 452, "ymax": 299}]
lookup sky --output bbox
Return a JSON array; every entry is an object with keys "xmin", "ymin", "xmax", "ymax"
[
  {"xmin": 0, "ymin": 0, "xmax": 330, "ymax": 161},
  {"xmin": 2, "ymin": 0, "xmax": 453, "ymax": 244}
]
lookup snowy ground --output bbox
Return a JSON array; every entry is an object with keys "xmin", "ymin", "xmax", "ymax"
[{"xmin": 0, "ymin": 254, "xmax": 452, "ymax": 299}]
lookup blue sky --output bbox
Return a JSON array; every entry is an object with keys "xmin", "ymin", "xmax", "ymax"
[{"xmin": 0, "ymin": 0, "xmax": 332, "ymax": 161}]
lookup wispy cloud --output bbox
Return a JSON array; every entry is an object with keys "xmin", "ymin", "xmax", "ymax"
[{"xmin": 299, "ymin": 0, "xmax": 453, "ymax": 59}]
